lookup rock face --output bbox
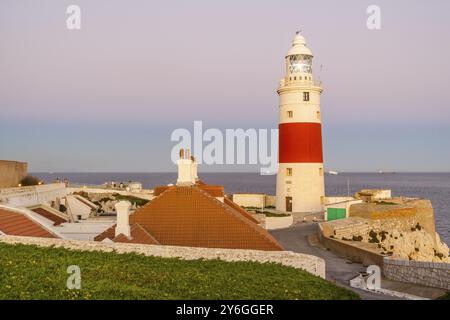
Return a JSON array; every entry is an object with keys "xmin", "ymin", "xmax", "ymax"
[
  {"xmin": 322, "ymin": 217, "xmax": 449, "ymax": 263},
  {"xmin": 371, "ymin": 228, "xmax": 449, "ymax": 263}
]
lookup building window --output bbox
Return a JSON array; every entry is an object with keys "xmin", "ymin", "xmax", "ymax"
[
  {"xmin": 316, "ymin": 111, "xmax": 321, "ymax": 120},
  {"xmin": 319, "ymin": 167, "xmax": 323, "ymax": 176},
  {"xmin": 286, "ymin": 168, "xmax": 293, "ymax": 176},
  {"xmin": 294, "ymin": 76, "xmax": 296, "ymax": 80},
  {"xmin": 299, "ymin": 76, "xmax": 302, "ymax": 80},
  {"xmin": 287, "ymin": 110, "xmax": 293, "ymax": 118},
  {"xmin": 303, "ymin": 92, "xmax": 310, "ymax": 101},
  {"xmin": 286, "ymin": 181, "xmax": 292, "ymax": 184}
]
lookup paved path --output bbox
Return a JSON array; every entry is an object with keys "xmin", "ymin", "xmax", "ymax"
[{"xmin": 270, "ymin": 222, "xmax": 445, "ymax": 300}]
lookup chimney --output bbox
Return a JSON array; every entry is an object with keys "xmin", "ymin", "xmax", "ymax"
[
  {"xmin": 190, "ymin": 155, "xmax": 198, "ymax": 182},
  {"xmin": 177, "ymin": 148, "xmax": 196, "ymax": 186},
  {"xmin": 115, "ymin": 200, "xmax": 132, "ymax": 238}
]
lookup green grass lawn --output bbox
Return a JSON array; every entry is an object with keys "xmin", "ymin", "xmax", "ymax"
[
  {"xmin": 0, "ymin": 242, "xmax": 359, "ymax": 300},
  {"xmin": 438, "ymin": 292, "xmax": 450, "ymax": 300}
]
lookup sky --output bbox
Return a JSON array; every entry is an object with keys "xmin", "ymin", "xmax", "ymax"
[{"xmin": 0, "ymin": 0, "xmax": 449, "ymax": 172}]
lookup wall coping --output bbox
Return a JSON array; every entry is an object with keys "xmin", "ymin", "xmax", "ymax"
[{"xmin": 384, "ymin": 257, "xmax": 450, "ymax": 270}]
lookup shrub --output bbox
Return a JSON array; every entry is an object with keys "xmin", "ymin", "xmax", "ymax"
[
  {"xmin": 74, "ymin": 191, "xmax": 89, "ymax": 199},
  {"xmin": 379, "ymin": 231, "xmax": 388, "ymax": 241},
  {"xmin": 368, "ymin": 230, "xmax": 379, "ymax": 243},
  {"xmin": 352, "ymin": 235, "xmax": 363, "ymax": 241},
  {"xmin": 19, "ymin": 175, "xmax": 41, "ymax": 186},
  {"xmin": 112, "ymin": 193, "xmax": 149, "ymax": 207}
]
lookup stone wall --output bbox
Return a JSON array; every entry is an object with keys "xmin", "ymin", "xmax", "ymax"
[
  {"xmin": 0, "ymin": 235, "xmax": 326, "ymax": 278},
  {"xmin": 0, "ymin": 160, "xmax": 27, "ymax": 188},
  {"xmin": 319, "ymin": 234, "xmax": 385, "ymax": 267},
  {"xmin": 321, "ymin": 217, "xmax": 371, "ymax": 239},
  {"xmin": 265, "ymin": 215, "xmax": 293, "ymax": 230},
  {"xmin": 383, "ymin": 257, "xmax": 450, "ymax": 290},
  {"xmin": 232, "ymin": 194, "xmax": 265, "ymax": 208}
]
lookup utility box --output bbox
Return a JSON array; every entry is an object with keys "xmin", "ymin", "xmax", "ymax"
[{"xmin": 326, "ymin": 207, "xmax": 346, "ymax": 221}]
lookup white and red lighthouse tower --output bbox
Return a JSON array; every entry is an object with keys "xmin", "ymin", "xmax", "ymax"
[{"xmin": 276, "ymin": 32, "xmax": 325, "ymax": 213}]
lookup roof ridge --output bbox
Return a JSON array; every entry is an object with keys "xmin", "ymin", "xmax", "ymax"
[
  {"xmin": 192, "ymin": 186, "xmax": 283, "ymax": 250},
  {"xmin": 142, "ymin": 185, "xmax": 175, "ymax": 209},
  {"xmin": 132, "ymin": 223, "xmax": 160, "ymax": 245},
  {"xmin": 223, "ymin": 197, "xmax": 259, "ymax": 224}
]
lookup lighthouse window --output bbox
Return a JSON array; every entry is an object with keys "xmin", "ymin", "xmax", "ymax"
[
  {"xmin": 319, "ymin": 168, "xmax": 323, "ymax": 176},
  {"xmin": 288, "ymin": 54, "xmax": 312, "ymax": 73},
  {"xmin": 287, "ymin": 111, "xmax": 293, "ymax": 118},
  {"xmin": 303, "ymin": 92, "xmax": 310, "ymax": 101},
  {"xmin": 286, "ymin": 168, "xmax": 293, "ymax": 176},
  {"xmin": 316, "ymin": 111, "xmax": 321, "ymax": 120}
]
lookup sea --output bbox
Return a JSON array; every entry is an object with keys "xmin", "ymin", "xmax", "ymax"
[{"xmin": 32, "ymin": 172, "xmax": 450, "ymax": 246}]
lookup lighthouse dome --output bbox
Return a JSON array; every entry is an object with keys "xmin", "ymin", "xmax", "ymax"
[{"xmin": 287, "ymin": 32, "xmax": 313, "ymax": 57}]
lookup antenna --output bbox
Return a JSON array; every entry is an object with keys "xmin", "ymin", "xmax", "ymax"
[
  {"xmin": 316, "ymin": 63, "xmax": 323, "ymax": 84},
  {"xmin": 347, "ymin": 177, "xmax": 350, "ymax": 197}
]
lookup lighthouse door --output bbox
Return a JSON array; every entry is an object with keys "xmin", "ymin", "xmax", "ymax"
[{"xmin": 286, "ymin": 197, "xmax": 292, "ymax": 212}]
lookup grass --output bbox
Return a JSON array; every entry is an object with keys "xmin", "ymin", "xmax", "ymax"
[
  {"xmin": 438, "ymin": 292, "xmax": 450, "ymax": 300},
  {"xmin": 0, "ymin": 242, "xmax": 359, "ymax": 300},
  {"xmin": 112, "ymin": 193, "xmax": 149, "ymax": 206}
]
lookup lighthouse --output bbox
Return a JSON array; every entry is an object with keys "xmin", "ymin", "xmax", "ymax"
[{"xmin": 276, "ymin": 32, "xmax": 325, "ymax": 213}]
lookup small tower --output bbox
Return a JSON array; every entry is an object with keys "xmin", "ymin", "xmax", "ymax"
[{"xmin": 275, "ymin": 32, "xmax": 325, "ymax": 213}]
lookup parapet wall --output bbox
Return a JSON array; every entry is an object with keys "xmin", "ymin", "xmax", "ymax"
[
  {"xmin": 0, "ymin": 183, "xmax": 67, "ymax": 207},
  {"xmin": 383, "ymin": 257, "xmax": 450, "ymax": 290},
  {"xmin": 0, "ymin": 160, "xmax": 27, "ymax": 188},
  {"xmin": 231, "ymin": 194, "xmax": 276, "ymax": 208},
  {"xmin": 0, "ymin": 235, "xmax": 326, "ymax": 278}
]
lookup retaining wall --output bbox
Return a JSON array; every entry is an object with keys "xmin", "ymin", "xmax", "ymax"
[
  {"xmin": 265, "ymin": 215, "xmax": 293, "ymax": 230},
  {"xmin": 383, "ymin": 257, "xmax": 450, "ymax": 290},
  {"xmin": 0, "ymin": 183, "xmax": 68, "ymax": 207}
]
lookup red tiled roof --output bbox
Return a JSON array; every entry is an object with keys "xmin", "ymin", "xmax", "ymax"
[
  {"xmin": 223, "ymin": 197, "xmax": 259, "ymax": 224},
  {"xmin": 197, "ymin": 184, "xmax": 224, "ymax": 197},
  {"xmin": 154, "ymin": 182, "xmax": 224, "ymax": 197},
  {"xmin": 94, "ymin": 224, "xmax": 115, "ymax": 241},
  {"xmin": 154, "ymin": 186, "xmax": 170, "ymax": 196},
  {"xmin": 31, "ymin": 207, "xmax": 67, "ymax": 226},
  {"xmin": 0, "ymin": 208, "xmax": 58, "ymax": 238},
  {"xmin": 94, "ymin": 223, "xmax": 159, "ymax": 245},
  {"xmin": 96, "ymin": 181, "xmax": 283, "ymax": 251},
  {"xmin": 129, "ymin": 185, "xmax": 282, "ymax": 251},
  {"xmin": 114, "ymin": 224, "xmax": 159, "ymax": 245}
]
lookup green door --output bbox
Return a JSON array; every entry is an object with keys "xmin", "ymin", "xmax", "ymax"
[{"xmin": 327, "ymin": 208, "xmax": 346, "ymax": 221}]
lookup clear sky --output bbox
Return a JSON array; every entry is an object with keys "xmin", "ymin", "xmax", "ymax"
[{"xmin": 1, "ymin": 0, "xmax": 449, "ymax": 172}]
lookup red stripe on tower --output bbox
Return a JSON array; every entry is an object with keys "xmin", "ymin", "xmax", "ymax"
[{"xmin": 279, "ymin": 123, "xmax": 323, "ymax": 163}]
